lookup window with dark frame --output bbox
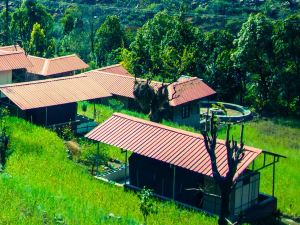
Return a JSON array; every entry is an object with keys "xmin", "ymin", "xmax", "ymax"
[{"xmin": 182, "ymin": 104, "xmax": 191, "ymax": 119}]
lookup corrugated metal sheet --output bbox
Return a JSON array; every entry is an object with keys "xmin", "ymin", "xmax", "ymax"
[
  {"xmin": 97, "ymin": 64, "xmax": 133, "ymax": 77},
  {"xmin": 0, "ymin": 51, "xmax": 32, "ymax": 71},
  {"xmin": 87, "ymin": 71, "xmax": 216, "ymax": 106},
  {"xmin": 168, "ymin": 77, "xmax": 216, "ymax": 106},
  {"xmin": 86, "ymin": 113, "xmax": 261, "ymax": 179},
  {"xmin": 87, "ymin": 71, "xmax": 161, "ymax": 98},
  {"xmin": 0, "ymin": 74, "xmax": 111, "ymax": 110},
  {"xmin": 27, "ymin": 54, "xmax": 89, "ymax": 76}
]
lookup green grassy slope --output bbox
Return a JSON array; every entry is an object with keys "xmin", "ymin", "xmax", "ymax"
[{"xmin": 0, "ymin": 117, "xmax": 216, "ymax": 225}]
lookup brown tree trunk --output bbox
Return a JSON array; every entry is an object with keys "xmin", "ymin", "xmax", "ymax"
[
  {"xmin": 4, "ymin": 0, "xmax": 9, "ymax": 44},
  {"xmin": 219, "ymin": 185, "xmax": 231, "ymax": 225}
]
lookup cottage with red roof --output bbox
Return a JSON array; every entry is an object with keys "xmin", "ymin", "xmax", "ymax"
[
  {"xmin": 0, "ymin": 74, "xmax": 111, "ymax": 128},
  {"xmin": 87, "ymin": 69, "xmax": 216, "ymax": 127},
  {"xmin": 26, "ymin": 54, "xmax": 89, "ymax": 80},
  {"xmin": 0, "ymin": 45, "xmax": 89, "ymax": 82},
  {"xmin": 168, "ymin": 76, "xmax": 216, "ymax": 127},
  {"xmin": 0, "ymin": 45, "xmax": 32, "ymax": 88}
]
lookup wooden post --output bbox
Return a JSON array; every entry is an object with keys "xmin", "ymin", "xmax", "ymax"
[
  {"xmin": 172, "ymin": 165, "xmax": 176, "ymax": 200},
  {"xmin": 93, "ymin": 101, "xmax": 96, "ymax": 120},
  {"xmin": 96, "ymin": 142, "xmax": 100, "ymax": 174},
  {"xmin": 124, "ymin": 149, "xmax": 128, "ymax": 184},
  {"xmin": 252, "ymin": 160, "xmax": 255, "ymax": 171},
  {"xmin": 45, "ymin": 107, "xmax": 48, "ymax": 126},
  {"xmin": 272, "ymin": 155, "xmax": 276, "ymax": 197}
]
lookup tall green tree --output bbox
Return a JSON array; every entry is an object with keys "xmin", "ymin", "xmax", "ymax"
[
  {"xmin": 61, "ymin": 5, "xmax": 83, "ymax": 35},
  {"xmin": 95, "ymin": 15, "xmax": 125, "ymax": 66},
  {"xmin": 203, "ymin": 30, "xmax": 242, "ymax": 102},
  {"xmin": 29, "ymin": 23, "xmax": 46, "ymax": 57},
  {"xmin": 11, "ymin": 0, "xmax": 53, "ymax": 49},
  {"xmin": 232, "ymin": 13, "xmax": 274, "ymax": 113},
  {"xmin": 272, "ymin": 14, "xmax": 300, "ymax": 115},
  {"xmin": 3, "ymin": 0, "xmax": 9, "ymax": 44},
  {"xmin": 0, "ymin": 0, "xmax": 11, "ymax": 45},
  {"xmin": 123, "ymin": 11, "xmax": 205, "ymax": 82}
]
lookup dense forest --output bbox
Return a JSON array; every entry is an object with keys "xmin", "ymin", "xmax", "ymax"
[{"xmin": 0, "ymin": 0, "xmax": 299, "ymax": 117}]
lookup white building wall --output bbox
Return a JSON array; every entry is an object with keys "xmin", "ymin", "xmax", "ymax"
[
  {"xmin": 0, "ymin": 70, "xmax": 12, "ymax": 85},
  {"xmin": 233, "ymin": 173, "xmax": 260, "ymax": 215},
  {"xmin": 202, "ymin": 173, "xmax": 260, "ymax": 216},
  {"xmin": 0, "ymin": 70, "xmax": 12, "ymax": 98}
]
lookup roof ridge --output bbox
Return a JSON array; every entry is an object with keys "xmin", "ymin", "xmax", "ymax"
[
  {"xmin": 0, "ymin": 50, "xmax": 24, "ymax": 56},
  {"xmin": 0, "ymin": 45, "xmax": 21, "ymax": 52},
  {"xmin": 48, "ymin": 54, "xmax": 77, "ymax": 61},
  {"xmin": 27, "ymin": 55, "xmax": 47, "ymax": 60},
  {"xmin": 41, "ymin": 58, "xmax": 50, "ymax": 75},
  {"xmin": 0, "ymin": 74, "xmax": 88, "ymax": 88},
  {"xmin": 28, "ymin": 54, "xmax": 78, "ymax": 61},
  {"xmin": 171, "ymin": 77, "xmax": 199, "ymax": 86},
  {"xmin": 89, "ymin": 70, "xmax": 165, "ymax": 85},
  {"xmin": 97, "ymin": 64, "xmax": 121, "ymax": 70},
  {"xmin": 91, "ymin": 70, "xmax": 135, "ymax": 79},
  {"xmin": 112, "ymin": 113, "xmax": 262, "ymax": 154}
]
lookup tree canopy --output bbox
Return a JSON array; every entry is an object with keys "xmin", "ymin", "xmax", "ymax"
[
  {"xmin": 11, "ymin": 0, "xmax": 53, "ymax": 50},
  {"xmin": 95, "ymin": 15, "xmax": 126, "ymax": 66}
]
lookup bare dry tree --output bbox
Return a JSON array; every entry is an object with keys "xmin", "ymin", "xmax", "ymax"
[
  {"xmin": 133, "ymin": 79, "xmax": 170, "ymax": 123},
  {"xmin": 201, "ymin": 114, "xmax": 244, "ymax": 225}
]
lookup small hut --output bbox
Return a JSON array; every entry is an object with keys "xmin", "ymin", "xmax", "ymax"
[
  {"xmin": 0, "ymin": 46, "xmax": 32, "ymax": 86},
  {"xmin": 26, "ymin": 54, "xmax": 89, "ymax": 80},
  {"xmin": 86, "ymin": 113, "xmax": 284, "ymax": 221},
  {"xmin": 0, "ymin": 75, "xmax": 111, "ymax": 128}
]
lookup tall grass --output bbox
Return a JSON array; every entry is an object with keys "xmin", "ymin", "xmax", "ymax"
[{"xmin": 0, "ymin": 117, "xmax": 216, "ymax": 225}]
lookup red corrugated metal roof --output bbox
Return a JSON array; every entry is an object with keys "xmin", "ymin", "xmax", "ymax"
[
  {"xmin": 97, "ymin": 64, "xmax": 133, "ymax": 77},
  {"xmin": 168, "ymin": 77, "xmax": 216, "ymax": 106},
  {"xmin": 0, "ymin": 51, "xmax": 32, "ymax": 72},
  {"xmin": 27, "ymin": 54, "xmax": 89, "ymax": 76},
  {"xmin": 87, "ymin": 71, "xmax": 161, "ymax": 98},
  {"xmin": 0, "ymin": 74, "xmax": 111, "ymax": 110},
  {"xmin": 86, "ymin": 113, "xmax": 261, "ymax": 179},
  {"xmin": 87, "ymin": 71, "xmax": 215, "ymax": 105}
]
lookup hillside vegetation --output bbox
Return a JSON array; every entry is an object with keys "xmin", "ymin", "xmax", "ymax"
[{"xmin": 1, "ymin": 0, "xmax": 299, "ymax": 117}]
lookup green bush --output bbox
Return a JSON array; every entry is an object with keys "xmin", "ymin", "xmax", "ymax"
[
  {"xmin": 81, "ymin": 102, "xmax": 88, "ymax": 114},
  {"xmin": 108, "ymin": 99, "xmax": 124, "ymax": 112}
]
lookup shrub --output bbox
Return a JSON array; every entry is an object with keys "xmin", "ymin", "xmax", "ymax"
[
  {"xmin": 108, "ymin": 99, "xmax": 124, "ymax": 112},
  {"xmin": 138, "ymin": 187, "xmax": 157, "ymax": 225},
  {"xmin": 65, "ymin": 140, "xmax": 81, "ymax": 160},
  {"xmin": 80, "ymin": 142, "xmax": 109, "ymax": 175},
  {"xmin": 81, "ymin": 102, "xmax": 88, "ymax": 114}
]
